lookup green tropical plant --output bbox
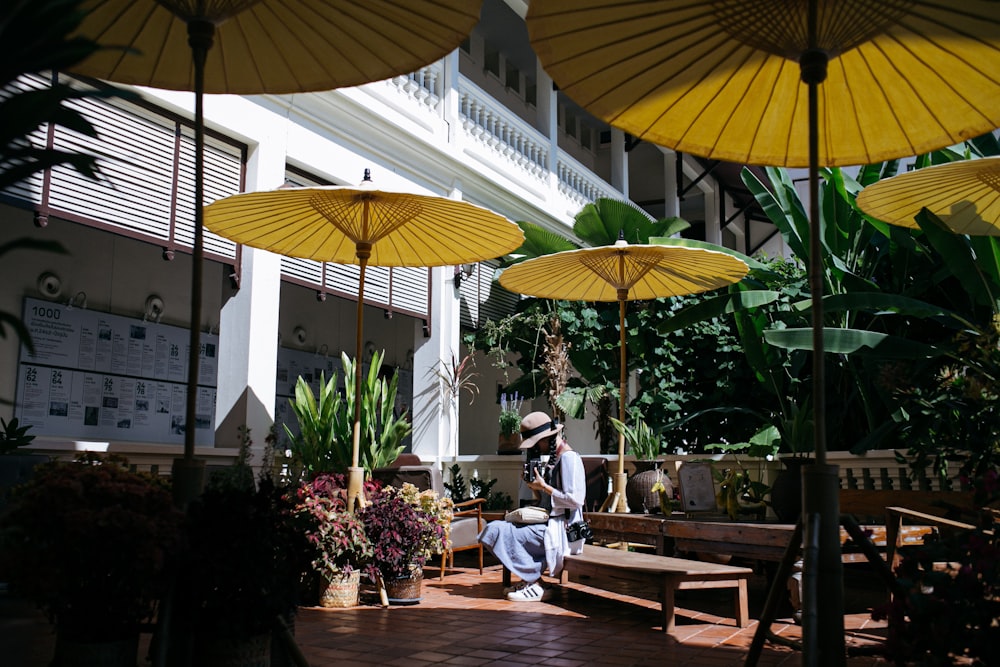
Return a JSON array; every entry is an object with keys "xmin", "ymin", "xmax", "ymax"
[
  {"xmin": 284, "ymin": 371, "xmax": 348, "ymax": 475},
  {"xmin": 498, "ymin": 392, "xmax": 523, "ymax": 436},
  {"xmin": 0, "ymin": 416, "xmax": 35, "ymax": 453},
  {"xmin": 471, "ymin": 197, "xmax": 699, "ymax": 452},
  {"xmin": 657, "ymin": 145, "xmax": 1000, "ymax": 455},
  {"xmin": 284, "ymin": 350, "xmax": 411, "ymax": 477},
  {"xmin": 610, "ymin": 410, "xmax": 662, "ymax": 461}
]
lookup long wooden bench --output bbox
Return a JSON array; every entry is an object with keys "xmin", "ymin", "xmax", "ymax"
[{"xmin": 558, "ymin": 546, "xmax": 753, "ymax": 633}]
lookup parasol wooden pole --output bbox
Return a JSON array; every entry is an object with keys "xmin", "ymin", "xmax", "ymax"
[
  {"xmin": 346, "ymin": 241, "xmax": 372, "ymax": 513},
  {"xmin": 173, "ymin": 19, "xmax": 215, "ymax": 508},
  {"xmin": 606, "ymin": 289, "xmax": 630, "ymax": 512},
  {"xmin": 799, "ymin": 0, "xmax": 844, "ymax": 662}
]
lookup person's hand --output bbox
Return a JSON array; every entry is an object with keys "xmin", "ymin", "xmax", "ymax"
[{"xmin": 526, "ymin": 477, "xmax": 548, "ymax": 494}]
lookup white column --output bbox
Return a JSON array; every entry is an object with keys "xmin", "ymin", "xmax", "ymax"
[
  {"xmin": 611, "ymin": 128, "xmax": 629, "ymax": 198},
  {"xmin": 441, "ymin": 50, "xmax": 460, "ymax": 141},
  {"xmin": 536, "ymin": 63, "xmax": 559, "ymax": 191},
  {"xmin": 411, "ymin": 264, "xmax": 460, "ymax": 464},
  {"xmin": 662, "ymin": 149, "xmax": 680, "ymax": 218},
  {"xmin": 705, "ymin": 187, "xmax": 723, "ymax": 246},
  {"xmin": 213, "ymin": 126, "xmax": 285, "ymax": 448}
]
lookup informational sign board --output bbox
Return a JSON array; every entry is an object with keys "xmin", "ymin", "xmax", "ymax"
[
  {"xmin": 15, "ymin": 298, "xmax": 218, "ymax": 445},
  {"xmin": 676, "ymin": 461, "xmax": 719, "ymax": 513}
]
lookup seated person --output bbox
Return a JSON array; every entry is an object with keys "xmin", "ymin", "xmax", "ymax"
[{"xmin": 478, "ymin": 411, "xmax": 586, "ymax": 601}]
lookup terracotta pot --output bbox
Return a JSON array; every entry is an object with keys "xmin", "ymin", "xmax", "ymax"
[
  {"xmin": 497, "ymin": 432, "xmax": 522, "ymax": 455},
  {"xmin": 319, "ymin": 570, "xmax": 360, "ymax": 608}
]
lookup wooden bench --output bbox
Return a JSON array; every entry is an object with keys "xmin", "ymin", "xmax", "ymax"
[{"xmin": 559, "ymin": 546, "xmax": 752, "ymax": 633}]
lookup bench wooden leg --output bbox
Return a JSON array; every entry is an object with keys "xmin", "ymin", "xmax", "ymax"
[
  {"xmin": 735, "ymin": 578, "xmax": 749, "ymax": 628},
  {"xmin": 661, "ymin": 578, "xmax": 676, "ymax": 633}
]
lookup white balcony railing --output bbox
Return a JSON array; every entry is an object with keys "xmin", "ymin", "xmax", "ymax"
[
  {"xmin": 390, "ymin": 63, "xmax": 445, "ymax": 114},
  {"xmin": 457, "ymin": 75, "xmax": 549, "ymax": 180}
]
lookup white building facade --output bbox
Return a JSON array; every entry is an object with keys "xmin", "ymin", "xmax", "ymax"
[{"xmin": 0, "ymin": 1, "xmax": 780, "ymax": 483}]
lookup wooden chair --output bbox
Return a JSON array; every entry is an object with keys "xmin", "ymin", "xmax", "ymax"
[{"xmin": 440, "ymin": 497, "xmax": 486, "ymax": 580}]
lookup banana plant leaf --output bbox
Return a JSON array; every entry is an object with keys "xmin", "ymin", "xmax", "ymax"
[{"xmin": 763, "ymin": 328, "xmax": 943, "ymax": 358}]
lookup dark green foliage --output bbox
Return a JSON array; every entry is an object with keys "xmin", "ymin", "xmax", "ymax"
[
  {"xmin": 444, "ymin": 464, "xmax": 513, "ymax": 511},
  {"xmin": 876, "ymin": 499, "xmax": 999, "ymax": 664},
  {"xmin": 0, "ymin": 417, "xmax": 35, "ymax": 453},
  {"xmin": 178, "ymin": 476, "xmax": 302, "ymax": 639},
  {"xmin": 0, "ymin": 454, "xmax": 182, "ymax": 641},
  {"xmin": 0, "ymin": 0, "xmax": 133, "ymax": 191},
  {"xmin": 0, "ymin": 0, "xmax": 129, "ymax": 395}
]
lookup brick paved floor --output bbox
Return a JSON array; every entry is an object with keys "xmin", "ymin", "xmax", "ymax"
[{"xmin": 1, "ymin": 557, "xmax": 893, "ymax": 666}]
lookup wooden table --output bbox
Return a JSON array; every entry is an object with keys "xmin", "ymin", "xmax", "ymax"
[{"xmin": 583, "ymin": 512, "xmax": 931, "ymax": 564}]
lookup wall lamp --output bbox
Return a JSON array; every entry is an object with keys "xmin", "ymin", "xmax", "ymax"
[
  {"xmin": 67, "ymin": 291, "xmax": 87, "ymax": 309},
  {"xmin": 144, "ymin": 295, "xmax": 164, "ymax": 322},
  {"xmin": 453, "ymin": 263, "xmax": 477, "ymax": 289}
]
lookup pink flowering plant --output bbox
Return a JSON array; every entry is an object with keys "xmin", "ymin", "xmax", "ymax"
[
  {"xmin": 359, "ymin": 482, "xmax": 453, "ymax": 580},
  {"xmin": 292, "ymin": 474, "xmax": 373, "ymax": 581}
]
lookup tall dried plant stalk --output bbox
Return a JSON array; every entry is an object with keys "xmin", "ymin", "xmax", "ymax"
[{"xmin": 542, "ymin": 316, "xmax": 570, "ymax": 421}]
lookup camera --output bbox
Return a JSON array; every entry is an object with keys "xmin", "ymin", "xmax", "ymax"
[
  {"xmin": 522, "ymin": 459, "xmax": 545, "ymax": 483},
  {"xmin": 566, "ymin": 521, "xmax": 593, "ymax": 543}
]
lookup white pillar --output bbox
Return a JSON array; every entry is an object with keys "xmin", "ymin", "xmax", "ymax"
[
  {"xmin": 213, "ymin": 128, "xmax": 285, "ymax": 448},
  {"xmin": 611, "ymin": 128, "xmax": 629, "ymax": 198},
  {"xmin": 536, "ymin": 63, "xmax": 559, "ymax": 191},
  {"xmin": 411, "ymin": 264, "xmax": 460, "ymax": 464},
  {"xmin": 662, "ymin": 149, "xmax": 680, "ymax": 218},
  {"xmin": 705, "ymin": 187, "xmax": 723, "ymax": 246},
  {"xmin": 441, "ymin": 50, "xmax": 460, "ymax": 141}
]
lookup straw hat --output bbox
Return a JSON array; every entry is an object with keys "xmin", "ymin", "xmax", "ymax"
[{"xmin": 518, "ymin": 412, "xmax": 564, "ymax": 449}]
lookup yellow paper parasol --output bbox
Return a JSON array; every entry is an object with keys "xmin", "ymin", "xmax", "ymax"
[
  {"xmin": 204, "ymin": 170, "xmax": 524, "ymax": 509},
  {"xmin": 526, "ymin": 0, "xmax": 1000, "ymax": 659},
  {"xmin": 66, "ymin": 0, "xmax": 483, "ymax": 492},
  {"xmin": 857, "ymin": 157, "xmax": 1000, "ymax": 236},
  {"xmin": 498, "ymin": 239, "xmax": 748, "ymax": 512}
]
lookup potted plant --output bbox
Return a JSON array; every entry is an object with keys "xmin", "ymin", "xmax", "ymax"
[
  {"xmin": 284, "ymin": 351, "xmax": 411, "ymax": 478},
  {"xmin": 497, "ymin": 392, "xmax": 523, "ymax": 454},
  {"xmin": 768, "ymin": 400, "xmax": 815, "ymax": 522},
  {"xmin": 359, "ymin": 482, "xmax": 452, "ymax": 604},
  {"xmin": 292, "ymin": 473, "xmax": 373, "ymax": 608},
  {"xmin": 0, "ymin": 453, "xmax": 181, "ymax": 664},
  {"xmin": 705, "ymin": 431, "xmax": 778, "ymax": 520},
  {"xmin": 172, "ymin": 442, "xmax": 304, "ymax": 666},
  {"xmin": 612, "ymin": 411, "xmax": 670, "ymax": 513}
]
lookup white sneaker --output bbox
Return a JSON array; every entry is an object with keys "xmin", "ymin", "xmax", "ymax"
[
  {"xmin": 503, "ymin": 581, "xmax": 528, "ymax": 595},
  {"xmin": 506, "ymin": 582, "xmax": 553, "ymax": 602}
]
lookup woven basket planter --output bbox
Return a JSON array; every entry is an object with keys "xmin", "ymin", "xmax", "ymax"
[
  {"xmin": 319, "ymin": 570, "xmax": 361, "ymax": 608},
  {"xmin": 384, "ymin": 566, "xmax": 423, "ymax": 604}
]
